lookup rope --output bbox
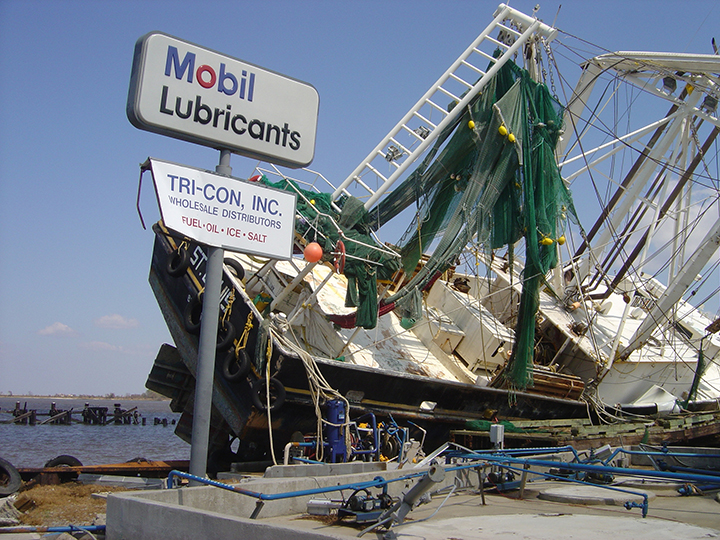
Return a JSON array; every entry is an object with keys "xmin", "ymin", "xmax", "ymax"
[
  {"xmin": 265, "ymin": 337, "xmax": 277, "ymax": 466},
  {"xmin": 270, "ymin": 325, "xmax": 351, "ymax": 461},
  {"xmin": 221, "ymin": 289, "xmax": 235, "ymax": 326},
  {"xmin": 236, "ymin": 312, "xmax": 254, "ymax": 352}
]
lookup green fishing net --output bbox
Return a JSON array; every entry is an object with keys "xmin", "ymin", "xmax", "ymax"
[
  {"xmin": 377, "ymin": 58, "xmax": 578, "ymax": 392},
  {"xmin": 259, "ymin": 177, "xmax": 400, "ymax": 329}
]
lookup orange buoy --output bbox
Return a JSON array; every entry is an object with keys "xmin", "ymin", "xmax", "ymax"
[{"xmin": 304, "ymin": 242, "xmax": 323, "ymax": 263}]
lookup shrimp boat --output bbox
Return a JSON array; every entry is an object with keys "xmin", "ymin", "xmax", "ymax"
[{"xmin": 144, "ymin": 4, "xmax": 720, "ymax": 465}]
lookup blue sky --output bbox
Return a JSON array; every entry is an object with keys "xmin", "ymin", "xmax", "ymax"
[{"xmin": 1, "ymin": 0, "xmax": 718, "ymax": 396}]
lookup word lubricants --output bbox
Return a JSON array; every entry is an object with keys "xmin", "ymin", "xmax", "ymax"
[
  {"xmin": 127, "ymin": 32, "xmax": 319, "ymax": 168},
  {"xmin": 161, "ymin": 47, "xmax": 300, "ymax": 151},
  {"xmin": 148, "ymin": 158, "xmax": 297, "ymax": 259}
]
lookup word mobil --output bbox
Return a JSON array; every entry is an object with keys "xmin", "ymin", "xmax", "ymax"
[
  {"xmin": 160, "ymin": 46, "xmax": 301, "ymax": 150},
  {"xmin": 165, "ymin": 46, "xmax": 255, "ymax": 100}
]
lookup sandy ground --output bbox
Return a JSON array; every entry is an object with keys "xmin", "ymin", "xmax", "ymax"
[{"xmin": 13, "ymin": 483, "xmax": 126, "ymax": 527}]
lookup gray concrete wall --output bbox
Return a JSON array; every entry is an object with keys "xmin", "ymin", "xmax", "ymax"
[
  {"xmin": 106, "ymin": 464, "xmax": 462, "ymax": 540},
  {"xmin": 106, "ymin": 492, "xmax": 345, "ymax": 540}
]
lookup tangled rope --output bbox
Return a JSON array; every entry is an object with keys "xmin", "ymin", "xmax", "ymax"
[{"xmin": 269, "ymin": 324, "xmax": 351, "ymax": 461}]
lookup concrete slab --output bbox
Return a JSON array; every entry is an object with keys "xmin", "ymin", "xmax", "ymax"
[
  {"xmin": 260, "ymin": 461, "xmax": 388, "ymax": 478},
  {"xmin": 538, "ymin": 484, "xmax": 655, "ymax": 506},
  {"xmin": 105, "ymin": 468, "xmax": 720, "ymax": 540},
  {"xmin": 106, "ymin": 464, "xmax": 457, "ymax": 539},
  {"xmin": 396, "ymin": 513, "xmax": 720, "ymax": 540},
  {"xmin": 613, "ymin": 477, "xmax": 683, "ymax": 493}
]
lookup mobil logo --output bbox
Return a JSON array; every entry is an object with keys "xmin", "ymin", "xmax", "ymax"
[{"xmin": 165, "ymin": 45, "xmax": 256, "ymax": 101}]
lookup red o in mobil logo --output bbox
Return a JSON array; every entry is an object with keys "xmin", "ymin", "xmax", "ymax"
[{"xmin": 165, "ymin": 45, "xmax": 255, "ymax": 101}]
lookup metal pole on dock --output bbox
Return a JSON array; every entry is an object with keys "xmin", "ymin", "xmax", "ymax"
[{"xmin": 188, "ymin": 149, "xmax": 231, "ymax": 482}]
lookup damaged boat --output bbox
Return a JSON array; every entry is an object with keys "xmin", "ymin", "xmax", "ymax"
[{"xmin": 144, "ymin": 3, "xmax": 720, "ymax": 466}]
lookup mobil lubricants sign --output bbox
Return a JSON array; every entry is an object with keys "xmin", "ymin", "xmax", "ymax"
[{"xmin": 127, "ymin": 32, "xmax": 319, "ymax": 168}]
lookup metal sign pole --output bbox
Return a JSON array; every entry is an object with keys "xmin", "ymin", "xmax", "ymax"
[{"xmin": 188, "ymin": 149, "xmax": 231, "ymax": 481}]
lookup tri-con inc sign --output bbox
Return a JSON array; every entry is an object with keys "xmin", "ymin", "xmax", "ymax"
[{"xmin": 127, "ymin": 32, "xmax": 319, "ymax": 168}]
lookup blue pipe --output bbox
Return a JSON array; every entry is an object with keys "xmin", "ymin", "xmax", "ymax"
[
  {"xmin": 292, "ymin": 456, "xmax": 324, "ymax": 464},
  {"xmin": 167, "ymin": 471, "xmax": 265, "ymax": 498},
  {"xmin": 167, "ymin": 469, "xmax": 431, "ymax": 501},
  {"xmin": 352, "ymin": 412, "xmax": 380, "ymax": 461},
  {"xmin": 601, "ymin": 446, "xmax": 720, "ymax": 467},
  {"xmin": 0, "ymin": 525, "xmax": 105, "ymax": 534},
  {"xmin": 678, "ymin": 483, "xmax": 720, "ymax": 496},
  {"xmin": 166, "ymin": 447, "xmax": 720, "ymax": 518},
  {"xmin": 449, "ymin": 445, "xmax": 582, "ymax": 462},
  {"xmin": 467, "ymin": 459, "xmax": 650, "ymax": 517},
  {"xmin": 657, "ymin": 462, "xmax": 720, "ymax": 476},
  {"xmin": 455, "ymin": 452, "xmax": 720, "ymax": 485}
]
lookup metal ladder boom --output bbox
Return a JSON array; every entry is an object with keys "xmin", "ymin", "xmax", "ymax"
[{"xmin": 331, "ymin": 4, "xmax": 558, "ymax": 211}]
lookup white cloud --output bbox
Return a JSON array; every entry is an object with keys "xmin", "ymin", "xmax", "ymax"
[
  {"xmin": 79, "ymin": 341, "xmax": 121, "ymax": 352},
  {"xmin": 38, "ymin": 322, "xmax": 76, "ymax": 336},
  {"xmin": 94, "ymin": 314, "xmax": 139, "ymax": 329}
]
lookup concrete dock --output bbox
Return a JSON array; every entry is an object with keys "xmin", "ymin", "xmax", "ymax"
[{"xmin": 103, "ymin": 462, "xmax": 720, "ymax": 539}]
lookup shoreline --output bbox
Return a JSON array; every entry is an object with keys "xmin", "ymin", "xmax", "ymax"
[{"xmin": 0, "ymin": 395, "xmax": 169, "ymax": 401}]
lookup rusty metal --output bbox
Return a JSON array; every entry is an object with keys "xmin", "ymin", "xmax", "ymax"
[{"xmin": 17, "ymin": 460, "xmax": 190, "ymax": 485}]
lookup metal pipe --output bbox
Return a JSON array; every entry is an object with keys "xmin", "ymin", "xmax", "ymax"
[
  {"xmin": 189, "ymin": 150, "xmax": 231, "ymax": 483},
  {"xmin": 489, "ymin": 460, "xmax": 649, "ymax": 517},
  {"xmin": 0, "ymin": 525, "xmax": 106, "ymax": 535},
  {"xmin": 379, "ymin": 464, "xmax": 446, "ymax": 526},
  {"xmin": 601, "ymin": 446, "xmax": 720, "ymax": 467},
  {"xmin": 167, "ymin": 467, "xmax": 438, "ymax": 502},
  {"xmin": 269, "ymin": 262, "xmax": 316, "ymax": 311},
  {"xmin": 451, "ymin": 445, "xmax": 582, "ymax": 462},
  {"xmin": 455, "ymin": 452, "xmax": 720, "ymax": 485},
  {"xmin": 283, "ymin": 441, "xmax": 315, "ymax": 465}
]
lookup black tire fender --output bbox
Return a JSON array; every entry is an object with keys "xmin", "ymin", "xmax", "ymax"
[
  {"xmin": 0, "ymin": 457, "xmax": 21, "ymax": 497},
  {"xmin": 222, "ymin": 348, "xmax": 250, "ymax": 382},
  {"xmin": 224, "ymin": 258, "xmax": 245, "ymax": 281},
  {"xmin": 166, "ymin": 246, "xmax": 190, "ymax": 277},
  {"xmin": 184, "ymin": 295, "xmax": 203, "ymax": 335},
  {"xmin": 251, "ymin": 377, "xmax": 286, "ymax": 412},
  {"xmin": 44, "ymin": 454, "xmax": 83, "ymax": 468},
  {"xmin": 216, "ymin": 320, "xmax": 235, "ymax": 352}
]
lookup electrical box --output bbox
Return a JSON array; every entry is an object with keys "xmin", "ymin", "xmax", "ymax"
[{"xmin": 489, "ymin": 424, "xmax": 505, "ymax": 448}]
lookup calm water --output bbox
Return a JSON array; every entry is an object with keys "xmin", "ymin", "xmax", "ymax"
[{"xmin": 0, "ymin": 397, "xmax": 190, "ymax": 468}]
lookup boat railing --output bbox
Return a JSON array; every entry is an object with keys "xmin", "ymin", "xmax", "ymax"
[
  {"xmin": 252, "ymin": 162, "xmax": 400, "ymax": 262},
  {"xmin": 239, "ymin": 163, "xmax": 402, "ymax": 338}
]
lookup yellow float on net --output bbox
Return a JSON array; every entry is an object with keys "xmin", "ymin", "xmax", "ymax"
[
  {"xmin": 498, "ymin": 125, "xmax": 508, "ymax": 136},
  {"xmin": 508, "ymin": 133, "xmax": 516, "ymax": 143},
  {"xmin": 468, "ymin": 120, "xmax": 476, "ymax": 130},
  {"xmin": 557, "ymin": 235, "xmax": 566, "ymax": 245},
  {"xmin": 540, "ymin": 237, "xmax": 554, "ymax": 246}
]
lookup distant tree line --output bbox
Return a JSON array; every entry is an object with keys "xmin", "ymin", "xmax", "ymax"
[{"xmin": 0, "ymin": 389, "xmax": 168, "ymax": 400}]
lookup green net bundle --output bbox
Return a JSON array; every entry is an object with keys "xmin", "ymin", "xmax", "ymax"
[
  {"xmin": 259, "ymin": 177, "xmax": 400, "ymax": 329},
  {"xmin": 375, "ymin": 58, "xmax": 578, "ymax": 392}
]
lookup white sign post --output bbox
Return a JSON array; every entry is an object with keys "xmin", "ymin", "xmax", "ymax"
[
  {"xmin": 129, "ymin": 33, "xmax": 315, "ymax": 482},
  {"xmin": 148, "ymin": 158, "xmax": 296, "ymax": 258}
]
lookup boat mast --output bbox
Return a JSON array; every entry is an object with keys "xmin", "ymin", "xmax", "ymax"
[
  {"xmin": 331, "ymin": 4, "xmax": 558, "ymax": 214},
  {"xmin": 558, "ymin": 53, "xmax": 720, "ymax": 290},
  {"xmin": 619, "ymin": 215, "xmax": 720, "ymax": 360}
]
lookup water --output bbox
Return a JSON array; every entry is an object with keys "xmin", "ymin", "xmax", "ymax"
[{"xmin": 0, "ymin": 397, "xmax": 190, "ymax": 468}]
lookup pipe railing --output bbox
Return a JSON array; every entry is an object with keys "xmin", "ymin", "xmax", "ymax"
[{"xmin": 165, "ymin": 445, "xmax": 720, "ymax": 521}]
